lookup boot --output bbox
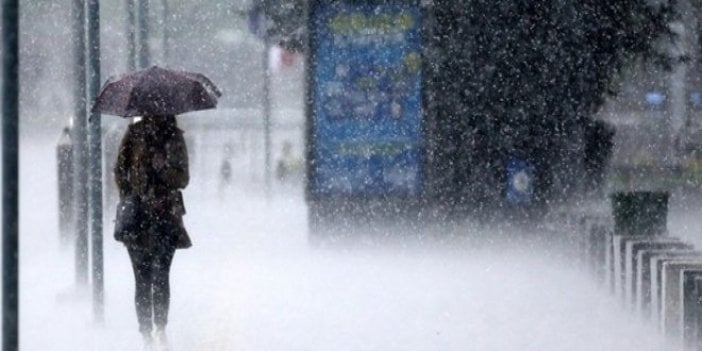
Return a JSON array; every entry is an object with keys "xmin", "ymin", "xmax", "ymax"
[
  {"xmin": 141, "ymin": 331, "xmax": 154, "ymax": 351},
  {"xmin": 154, "ymin": 327, "xmax": 169, "ymax": 351}
]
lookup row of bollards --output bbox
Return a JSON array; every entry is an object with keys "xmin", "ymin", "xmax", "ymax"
[{"xmin": 580, "ymin": 191, "xmax": 702, "ymax": 350}]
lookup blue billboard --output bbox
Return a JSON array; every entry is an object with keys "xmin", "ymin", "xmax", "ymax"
[{"xmin": 310, "ymin": 1, "xmax": 423, "ymax": 196}]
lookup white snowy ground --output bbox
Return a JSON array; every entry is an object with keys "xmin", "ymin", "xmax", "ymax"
[{"xmin": 19, "ymin": 134, "xmax": 674, "ymax": 351}]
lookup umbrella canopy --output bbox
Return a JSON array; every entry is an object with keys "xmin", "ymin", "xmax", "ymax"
[{"xmin": 91, "ymin": 66, "xmax": 222, "ymax": 117}]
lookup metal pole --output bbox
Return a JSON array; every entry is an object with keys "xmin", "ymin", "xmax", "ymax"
[
  {"xmin": 2, "ymin": 1, "xmax": 19, "ymax": 349},
  {"xmin": 162, "ymin": 0, "xmax": 170, "ymax": 64},
  {"xmin": 72, "ymin": 0, "xmax": 89, "ymax": 287},
  {"xmin": 126, "ymin": 0, "xmax": 137, "ymax": 71},
  {"xmin": 262, "ymin": 14, "xmax": 272, "ymax": 198},
  {"xmin": 87, "ymin": 0, "xmax": 104, "ymax": 323},
  {"xmin": 138, "ymin": 0, "xmax": 150, "ymax": 68}
]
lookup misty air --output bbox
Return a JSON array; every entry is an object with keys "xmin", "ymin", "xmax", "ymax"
[{"xmin": 5, "ymin": 1, "xmax": 702, "ymax": 351}]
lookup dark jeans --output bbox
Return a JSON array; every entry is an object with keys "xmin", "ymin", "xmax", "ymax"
[{"xmin": 128, "ymin": 243, "xmax": 175, "ymax": 335}]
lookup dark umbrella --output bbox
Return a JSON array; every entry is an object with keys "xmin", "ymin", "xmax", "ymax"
[{"xmin": 91, "ymin": 66, "xmax": 222, "ymax": 117}]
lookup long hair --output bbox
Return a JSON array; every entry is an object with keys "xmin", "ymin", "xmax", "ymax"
[
  {"xmin": 161, "ymin": 115, "xmax": 178, "ymax": 136},
  {"xmin": 140, "ymin": 115, "xmax": 180, "ymax": 146}
]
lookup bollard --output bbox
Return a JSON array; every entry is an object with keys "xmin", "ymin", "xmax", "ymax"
[
  {"xmin": 611, "ymin": 191, "xmax": 669, "ymax": 237},
  {"xmin": 660, "ymin": 262, "xmax": 702, "ymax": 340},
  {"xmin": 635, "ymin": 245, "xmax": 694, "ymax": 317},
  {"xmin": 624, "ymin": 237, "xmax": 685, "ymax": 307},
  {"xmin": 650, "ymin": 252, "xmax": 702, "ymax": 326},
  {"xmin": 612, "ymin": 234, "xmax": 641, "ymax": 300},
  {"xmin": 591, "ymin": 223, "xmax": 612, "ymax": 284},
  {"xmin": 604, "ymin": 226, "xmax": 615, "ymax": 294},
  {"xmin": 585, "ymin": 216, "xmax": 612, "ymax": 284},
  {"xmin": 56, "ymin": 126, "xmax": 74, "ymax": 244},
  {"xmin": 692, "ymin": 277, "xmax": 702, "ymax": 348},
  {"xmin": 682, "ymin": 271, "xmax": 702, "ymax": 349}
]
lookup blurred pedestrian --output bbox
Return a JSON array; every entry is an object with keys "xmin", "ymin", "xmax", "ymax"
[
  {"xmin": 219, "ymin": 157, "xmax": 232, "ymax": 193},
  {"xmin": 114, "ymin": 114, "xmax": 192, "ymax": 351},
  {"xmin": 275, "ymin": 141, "xmax": 302, "ymax": 182}
]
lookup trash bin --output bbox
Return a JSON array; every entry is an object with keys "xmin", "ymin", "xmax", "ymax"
[{"xmin": 611, "ymin": 191, "xmax": 668, "ymax": 236}]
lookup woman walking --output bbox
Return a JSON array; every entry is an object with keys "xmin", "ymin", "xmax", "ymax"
[{"xmin": 114, "ymin": 114, "xmax": 191, "ymax": 351}]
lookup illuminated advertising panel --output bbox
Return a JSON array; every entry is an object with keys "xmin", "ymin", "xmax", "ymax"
[{"xmin": 310, "ymin": 1, "xmax": 422, "ymax": 195}]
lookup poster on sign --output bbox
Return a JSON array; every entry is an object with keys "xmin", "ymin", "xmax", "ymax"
[{"xmin": 307, "ymin": 0, "xmax": 423, "ymax": 197}]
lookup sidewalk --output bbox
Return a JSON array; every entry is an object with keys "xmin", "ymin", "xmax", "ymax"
[{"xmin": 20, "ymin": 136, "xmax": 672, "ymax": 351}]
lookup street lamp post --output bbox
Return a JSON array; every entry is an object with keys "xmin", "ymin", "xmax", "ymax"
[
  {"xmin": 2, "ymin": 0, "xmax": 20, "ymax": 349},
  {"xmin": 262, "ymin": 1, "xmax": 272, "ymax": 198},
  {"xmin": 87, "ymin": 0, "xmax": 104, "ymax": 323},
  {"xmin": 162, "ymin": 0, "xmax": 170, "ymax": 64},
  {"xmin": 138, "ymin": 0, "xmax": 150, "ymax": 68},
  {"xmin": 72, "ymin": 0, "xmax": 90, "ymax": 288},
  {"xmin": 127, "ymin": 0, "xmax": 137, "ymax": 71}
]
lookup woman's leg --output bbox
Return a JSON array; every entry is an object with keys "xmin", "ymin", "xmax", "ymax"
[
  {"xmin": 152, "ymin": 246, "xmax": 175, "ymax": 330},
  {"xmin": 128, "ymin": 247, "xmax": 154, "ymax": 335}
]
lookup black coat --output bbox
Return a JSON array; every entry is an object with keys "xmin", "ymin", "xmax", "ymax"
[{"xmin": 114, "ymin": 117, "xmax": 191, "ymax": 249}]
